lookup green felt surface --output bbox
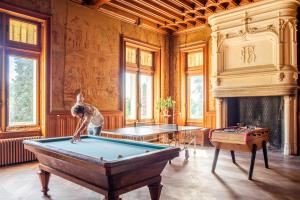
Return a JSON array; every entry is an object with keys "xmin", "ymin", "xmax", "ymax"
[{"xmin": 38, "ymin": 136, "xmax": 167, "ymax": 161}]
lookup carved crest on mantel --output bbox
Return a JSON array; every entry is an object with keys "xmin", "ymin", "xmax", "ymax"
[
  {"xmin": 241, "ymin": 45, "xmax": 256, "ymax": 64},
  {"xmin": 217, "ymin": 12, "xmax": 278, "ymax": 49}
]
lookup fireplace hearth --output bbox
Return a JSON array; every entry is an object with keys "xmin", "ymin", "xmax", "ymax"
[{"xmin": 227, "ymin": 96, "xmax": 283, "ymax": 149}]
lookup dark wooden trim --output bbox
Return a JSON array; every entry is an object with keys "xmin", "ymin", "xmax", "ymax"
[
  {"xmin": 0, "ymin": 130, "xmax": 41, "ymax": 139},
  {"xmin": 123, "ymin": 36, "xmax": 161, "ymax": 51},
  {"xmin": 0, "ymin": 1, "xmax": 50, "ymax": 20}
]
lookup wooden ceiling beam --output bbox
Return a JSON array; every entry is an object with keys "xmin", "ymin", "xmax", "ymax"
[
  {"xmin": 171, "ymin": 0, "xmax": 195, "ymax": 11},
  {"xmin": 71, "ymin": 0, "xmax": 83, "ymax": 4},
  {"xmin": 82, "ymin": 0, "xmax": 111, "ymax": 8},
  {"xmin": 114, "ymin": 0, "xmax": 175, "ymax": 24},
  {"xmin": 107, "ymin": 1, "xmax": 165, "ymax": 26},
  {"xmin": 134, "ymin": 0, "xmax": 198, "ymax": 28},
  {"xmin": 160, "ymin": 24, "xmax": 178, "ymax": 31},
  {"xmin": 152, "ymin": 0, "xmax": 184, "ymax": 14},
  {"xmin": 189, "ymin": 0, "xmax": 206, "ymax": 8},
  {"xmin": 100, "ymin": 5, "xmax": 168, "ymax": 34},
  {"xmin": 138, "ymin": 18, "xmax": 168, "ymax": 34},
  {"xmin": 72, "ymin": 0, "xmax": 261, "ymax": 33},
  {"xmin": 99, "ymin": 4, "xmax": 137, "ymax": 24},
  {"xmin": 229, "ymin": 0, "xmax": 239, "ymax": 6},
  {"xmin": 150, "ymin": 0, "xmax": 196, "ymax": 25},
  {"xmin": 133, "ymin": 0, "xmax": 183, "ymax": 21}
]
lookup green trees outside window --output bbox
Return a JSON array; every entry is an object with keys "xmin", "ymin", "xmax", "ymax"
[{"xmin": 8, "ymin": 55, "xmax": 37, "ymax": 126}]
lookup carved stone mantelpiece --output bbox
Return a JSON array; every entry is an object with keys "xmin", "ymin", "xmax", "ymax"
[
  {"xmin": 208, "ymin": 0, "xmax": 299, "ymax": 155},
  {"xmin": 209, "ymin": 0, "xmax": 299, "ymax": 97}
]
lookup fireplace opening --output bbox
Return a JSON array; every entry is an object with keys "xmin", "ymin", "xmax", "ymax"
[{"xmin": 227, "ymin": 96, "xmax": 284, "ymax": 149}]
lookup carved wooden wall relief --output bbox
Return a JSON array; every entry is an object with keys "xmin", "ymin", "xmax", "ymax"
[{"xmin": 63, "ymin": 5, "xmax": 121, "ymax": 110}]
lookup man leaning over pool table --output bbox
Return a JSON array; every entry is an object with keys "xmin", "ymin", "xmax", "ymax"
[{"xmin": 71, "ymin": 93, "xmax": 104, "ymax": 142}]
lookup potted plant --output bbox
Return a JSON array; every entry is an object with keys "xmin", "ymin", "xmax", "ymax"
[{"xmin": 155, "ymin": 96, "xmax": 175, "ymax": 116}]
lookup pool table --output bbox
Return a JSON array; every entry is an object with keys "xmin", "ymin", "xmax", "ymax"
[{"xmin": 23, "ymin": 136, "xmax": 180, "ymax": 200}]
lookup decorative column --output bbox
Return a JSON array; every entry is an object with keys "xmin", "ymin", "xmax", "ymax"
[
  {"xmin": 216, "ymin": 98, "xmax": 223, "ymax": 128},
  {"xmin": 283, "ymin": 95, "xmax": 297, "ymax": 155}
]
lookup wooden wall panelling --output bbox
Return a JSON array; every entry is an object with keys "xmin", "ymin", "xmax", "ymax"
[
  {"xmin": 204, "ymin": 112, "xmax": 216, "ymax": 129},
  {"xmin": 45, "ymin": 111, "xmax": 124, "ymax": 138}
]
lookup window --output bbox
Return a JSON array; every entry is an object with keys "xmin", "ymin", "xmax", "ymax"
[
  {"xmin": 0, "ymin": 11, "xmax": 43, "ymax": 132},
  {"xmin": 139, "ymin": 74, "xmax": 153, "ymax": 119},
  {"xmin": 125, "ymin": 72, "xmax": 137, "ymax": 120},
  {"xmin": 8, "ymin": 55, "xmax": 38, "ymax": 126},
  {"xmin": 9, "ymin": 18, "xmax": 38, "ymax": 45},
  {"xmin": 188, "ymin": 76, "xmax": 203, "ymax": 119},
  {"xmin": 186, "ymin": 49, "xmax": 205, "ymax": 122},
  {"xmin": 125, "ymin": 46, "xmax": 154, "ymax": 123}
]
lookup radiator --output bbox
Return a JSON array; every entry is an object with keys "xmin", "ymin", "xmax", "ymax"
[{"xmin": 0, "ymin": 136, "xmax": 42, "ymax": 166}]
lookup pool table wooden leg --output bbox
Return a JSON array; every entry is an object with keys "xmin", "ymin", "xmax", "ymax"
[
  {"xmin": 211, "ymin": 148, "xmax": 220, "ymax": 173},
  {"xmin": 104, "ymin": 193, "xmax": 120, "ymax": 200},
  {"xmin": 38, "ymin": 169, "xmax": 50, "ymax": 196},
  {"xmin": 230, "ymin": 150, "xmax": 236, "ymax": 164},
  {"xmin": 148, "ymin": 180, "xmax": 163, "ymax": 200},
  {"xmin": 248, "ymin": 144, "xmax": 257, "ymax": 180}
]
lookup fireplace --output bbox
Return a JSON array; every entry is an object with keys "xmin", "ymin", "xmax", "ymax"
[
  {"xmin": 209, "ymin": 0, "xmax": 299, "ymax": 155},
  {"xmin": 227, "ymin": 96, "xmax": 283, "ymax": 149}
]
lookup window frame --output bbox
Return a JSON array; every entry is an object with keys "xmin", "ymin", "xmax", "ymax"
[
  {"xmin": 0, "ymin": 47, "xmax": 3, "ymax": 132},
  {"xmin": 186, "ymin": 49, "xmax": 204, "ymax": 123},
  {"xmin": 4, "ymin": 15, "xmax": 41, "ymax": 51},
  {"xmin": 5, "ymin": 50, "xmax": 40, "ymax": 131},
  {"xmin": 179, "ymin": 42, "xmax": 208, "ymax": 126},
  {"xmin": 124, "ymin": 45, "xmax": 155, "ymax": 125},
  {"xmin": 0, "ymin": 2, "xmax": 48, "ymax": 136}
]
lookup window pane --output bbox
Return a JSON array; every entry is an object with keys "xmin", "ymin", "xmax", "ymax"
[
  {"xmin": 8, "ymin": 55, "xmax": 37, "ymax": 126},
  {"xmin": 126, "ymin": 47, "xmax": 137, "ymax": 64},
  {"xmin": 188, "ymin": 76, "xmax": 203, "ymax": 119},
  {"xmin": 139, "ymin": 74, "xmax": 153, "ymax": 119},
  {"xmin": 9, "ymin": 18, "xmax": 38, "ymax": 45},
  {"xmin": 125, "ymin": 72, "xmax": 137, "ymax": 120},
  {"xmin": 187, "ymin": 51, "xmax": 203, "ymax": 67},
  {"xmin": 140, "ymin": 51, "xmax": 153, "ymax": 66}
]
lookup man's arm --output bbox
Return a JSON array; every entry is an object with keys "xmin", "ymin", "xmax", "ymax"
[{"xmin": 73, "ymin": 115, "xmax": 91, "ymax": 137}]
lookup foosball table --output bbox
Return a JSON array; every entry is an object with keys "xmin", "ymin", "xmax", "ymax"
[{"xmin": 209, "ymin": 126, "xmax": 270, "ymax": 180}]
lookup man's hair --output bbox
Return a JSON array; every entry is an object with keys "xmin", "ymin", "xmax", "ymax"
[{"xmin": 71, "ymin": 104, "xmax": 85, "ymax": 117}]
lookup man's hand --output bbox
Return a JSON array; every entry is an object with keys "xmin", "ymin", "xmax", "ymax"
[{"xmin": 71, "ymin": 132, "xmax": 81, "ymax": 143}]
